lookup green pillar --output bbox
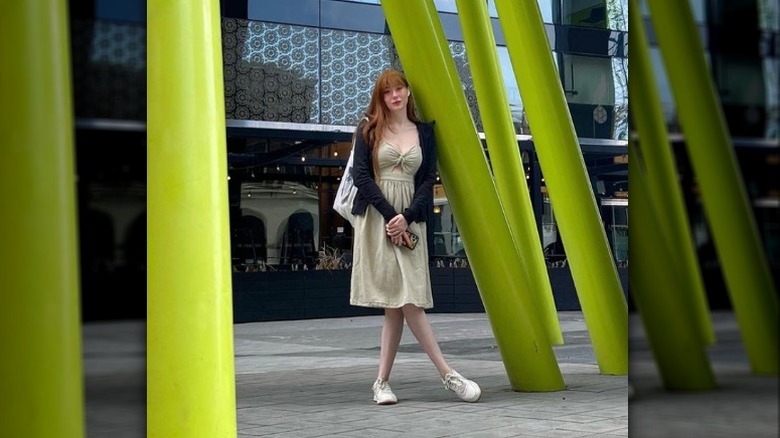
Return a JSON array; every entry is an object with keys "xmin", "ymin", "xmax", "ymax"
[
  {"xmin": 382, "ymin": 0, "xmax": 564, "ymax": 391},
  {"xmin": 147, "ymin": 0, "xmax": 237, "ymax": 436},
  {"xmin": 648, "ymin": 0, "xmax": 778, "ymax": 375},
  {"xmin": 494, "ymin": 0, "xmax": 627, "ymax": 374},
  {"xmin": 628, "ymin": 0, "xmax": 714, "ymax": 345},
  {"xmin": 0, "ymin": 1, "xmax": 85, "ymax": 437},
  {"xmin": 455, "ymin": 0, "xmax": 563, "ymax": 346},
  {"xmin": 629, "ymin": 141, "xmax": 717, "ymax": 390}
]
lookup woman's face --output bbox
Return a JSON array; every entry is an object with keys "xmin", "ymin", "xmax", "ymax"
[{"xmin": 382, "ymin": 84, "xmax": 409, "ymax": 113}]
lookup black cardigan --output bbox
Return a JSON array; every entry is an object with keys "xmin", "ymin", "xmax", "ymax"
[
  {"xmin": 350, "ymin": 119, "xmax": 438, "ymax": 257},
  {"xmin": 350, "ymin": 119, "xmax": 436, "ymax": 222}
]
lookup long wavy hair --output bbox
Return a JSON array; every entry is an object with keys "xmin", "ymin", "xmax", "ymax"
[{"xmin": 358, "ymin": 69, "xmax": 420, "ymax": 177}]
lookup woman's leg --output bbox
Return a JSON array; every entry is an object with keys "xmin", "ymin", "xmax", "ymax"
[
  {"xmin": 401, "ymin": 304, "xmax": 451, "ymax": 378},
  {"xmin": 378, "ymin": 307, "xmax": 405, "ymax": 380}
]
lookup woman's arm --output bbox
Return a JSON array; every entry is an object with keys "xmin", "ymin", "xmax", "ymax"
[{"xmin": 351, "ymin": 122, "xmax": 398, "ymax": 222}]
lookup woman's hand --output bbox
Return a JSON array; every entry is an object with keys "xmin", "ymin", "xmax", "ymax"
[
  {"xmin": 390, "ymin": 233, "xmax": 404, "ymax": 246},
  {"xmin": 386, "ymin": 214, "xmax": 408, "ymax": 238}
]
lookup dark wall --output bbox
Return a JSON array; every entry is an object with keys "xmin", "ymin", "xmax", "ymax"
[{"xmin": 231, "ymin": 266, "xmax": 631, "ymax": 323}]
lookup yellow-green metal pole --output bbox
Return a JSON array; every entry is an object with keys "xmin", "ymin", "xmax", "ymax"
[
  {"xmin": 147, "ymin": 0, "xmax": 237, "ymax": 436},
  {"xmin": 628, "ymin": 0, "xmax": 714, "ymax": 346},
  {"xmin": 629, "ymin": 141, "xmax": 717, "ymax": 390},
  {"xmin": 0, "ymin": 1, "xmax": 85, "ymax": 437},
  {"xmin": 381, "ymin": 0, "xmax": 564, "ymax": 391},
  {"xmin": 494, "ymin": 0, "xmax": 627, "ymax": 374},
  {"xmin": 648, "ymin": 0, "xmax": 779, "ymax": 375},
  {"xmin": 455, "ymin": 0, "xmax": 563, "ymax": 346}
]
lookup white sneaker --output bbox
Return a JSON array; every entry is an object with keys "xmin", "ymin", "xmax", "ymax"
[
  {"xmin": 442, "ymin": 370, "xmax": 481, "ymax": 402},
  {"xmin": 372, "ymin": 378, "xmax": 398, "ymax": 405}
]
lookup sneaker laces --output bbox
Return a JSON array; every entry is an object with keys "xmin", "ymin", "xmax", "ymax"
[
  {"xmin": 374, "ymin": 379, "xmax": 392, "ymax": 392},
  {"xmin": 444, "ymin": 372, "xmax": 465, "ymax": 389}
]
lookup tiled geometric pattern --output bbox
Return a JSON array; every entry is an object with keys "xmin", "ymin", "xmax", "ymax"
[
  {"xmin": 320, "ymin": 29, "xmax": 397, "ymax": 126},
  {"xmin": 222, "ymin": 19, "xmax": 320, "ymax": 123},
  {"xmin": 71, "ymin": 19, "xmax": 146, "ymax": 120},
  {"xmin": 220, "ymin": 19, "xmax": 488, "ymax": 129},
  {"xmin": 69, "ymin": 16, "xmax": 628, "ymax": 140},
  {"xmin": 449, "ymin": 40, "xmax": 485, "ymax": 132}
]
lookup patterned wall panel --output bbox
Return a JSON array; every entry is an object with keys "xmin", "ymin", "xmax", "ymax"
[
  {"xmin": 219, "ymin": 19, "xmax": 516, "ymax": 132},
  {"xmin": 71, "ymin": 19, "xmax": 146, "ymax": 120},
  {"xmin": 320, "ymin": 30, "xmax": 398, "ymax": 126},
  {"xmin": 448, "ymin": 41, "xmax": 484, "ymax": 133},
  {"xmin": 222, "ymin": 19, "xmax": 320, "ymax": 123}
]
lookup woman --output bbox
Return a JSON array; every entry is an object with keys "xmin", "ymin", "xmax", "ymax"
[{"xmin": 349, "ymin": 69, "xmax": 481, "ymax": 405}]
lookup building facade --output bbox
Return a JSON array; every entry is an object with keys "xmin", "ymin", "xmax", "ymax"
[
  {"xmin": 73, "ymin": 0, "xmax": 639, "ymax": 320},
  {"xmin": 638, "ymin": 0, "xmax": 779, "ymax": 307}
]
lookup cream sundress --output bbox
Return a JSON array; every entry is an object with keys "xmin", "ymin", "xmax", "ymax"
[{"xmin": 350, "ymin": 140, "xmax": 433, "ymax": 309}]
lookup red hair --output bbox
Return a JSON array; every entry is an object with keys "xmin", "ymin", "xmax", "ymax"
[{"xmin": 359, "ymin": 69, "xmax": 419, "ymax": 177}]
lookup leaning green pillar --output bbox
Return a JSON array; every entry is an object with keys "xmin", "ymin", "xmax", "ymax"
[
  {"xmin": 628, "ymin": 0, "xmax": 714, "ymax": 346},
  {"xmin": 382, "ymin": 0, "xmax": 564, "ymax": 391},
  {"xmin": 0, "ymin": 1, "xmax": 85, "ymax": 437},
  {"xmin": 455, "ymin": 0, "xmax": 563, "ymax": 346},
  {"xmin": 648, "ymin": 0, "xmax": 778, "ymax": 375},
  {"xmin": 147, "ymin": 0, "xmax": 237, "ymax": 436},
  {"xmin": 629, "ymin": 141, "xmax": 717, "ymax": 390},
  {"xmin": 494, "ymin": 0, "xmax": 627, "ymax": 374}
]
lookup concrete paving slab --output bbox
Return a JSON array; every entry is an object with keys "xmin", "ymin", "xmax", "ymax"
[
  {"xmin": 84, "ymin": 310, "xmax": 778, "ymax": 436},
  {"xmin": 628, "ymin": 310, "xmax": 778, "ymax": 438},
  {"xmin": 85, "ymin": 311, "xmax": 631, "ymax": 437}
]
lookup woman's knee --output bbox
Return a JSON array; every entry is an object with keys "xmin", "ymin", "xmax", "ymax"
[
  {"xmin": 400, "ymin": 303, "xmax": 424, "ymax": 319},
  {"xmin": 385, "ymin": 307, "xmax": 404, "ymax": 322}
]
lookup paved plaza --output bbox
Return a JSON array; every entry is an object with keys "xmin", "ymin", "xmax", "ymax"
[{"xmin": 82, "ymin": 311, "xmax": 776, "ymax": 437}]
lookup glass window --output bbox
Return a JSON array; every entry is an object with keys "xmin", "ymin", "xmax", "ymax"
[
  {"xmin": 248, "ymin": 0, "xmax": 320, "ymax": 27},
  {"xmin": 489, "ymin": 47, "xmax": 561, "ymax": 135},
  {"xmin": 96, "ymin": 0, "xmax": 145, "ymax": 22},
  {"xmin": 601, "ymin": 199, "xmax": 628, "ymax": 266},
  {"xmin": 762, "ymin": 59, "xmax": 779, "ymax": 139},
  {"xmin": 606, "ymin": 0, "xmax": 628, "ymax": 31},
  {"xmin": 562, "ymin": 53, "xmax": 623, "ymax": 138},
  {"xmin": 434, "ymin": 0, "xmax": 458, "ymax": 14},
  {"xmin": 612, "ymin": 57, "xmax": 628, "ymax": 140},
  {"xmin": 560, "ymin": 0, "xmax": 627, "ymax": 30},
  {"xmin": 649, "ymin": 47, "xmax": 678, "ymax": 132},
  {"xmin": 542, "ymin": 194, "xmax": 568, "ymax": 265},
  {"xmin": 431, "ymin": 196, "xmax": 471, "ymax": 267},
  {"xmin": 540, "ymin": 0, "xmax": 555, "ymax": 23},
  {"xmin": 562, "ymin": 54, "xmax": 615, "ymax": 106},
  {"xmin": 497, "ymin": 47, "xmax": 527, "ymax": 133},
  {"xmin": 489, "ymin": 0, "xmax": 554, "ymax": 23},
  {"xmin": 714, "ymin": 57, "xmax": 768, "ymax": 108},
  {"xmin": 562, "ymin": 0, "xmax": 609, "ymax": 29},
  {"xmin": 321, "ymin": 0, "xmax": 387, "ymax": 33},
  {"xmin": 712, "ymin": 55, "xmax": 776, "ymax": 138},
  {"xmin": 639, "ymin": 0, "xmax": 705, "ymax": 23},
  {"xmin": 758, "ymin": 0, "xmax": 779, "ymax": 32},
  {"xmin": 690, "ymin": 0, "xmax": 706, "ymax": 23}
]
